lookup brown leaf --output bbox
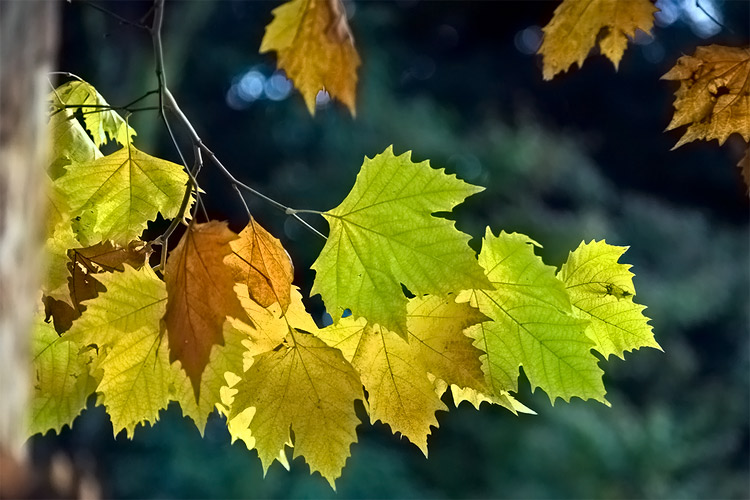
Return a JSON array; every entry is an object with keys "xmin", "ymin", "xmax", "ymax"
[
  {"xmin": 538, "ymin": 0, "xmax": 656, "ymax": 80},
  {"xmin": 44, "ymin": 241, "xmax": 150, "ymax": 333},
  {"xmin": 163, "ymin": 221, "xmax": 244, "ymax": 398},
  {"xmin": 663, "ymin": 45, "xmax": 750, "ymax": 148},
  {"xmin": 260, "ymin": 0, "xmax": 360, "ymax": 115},
  {"xmin": 224, "ymin": 217, "xmax": 294, "ymax": 312}
]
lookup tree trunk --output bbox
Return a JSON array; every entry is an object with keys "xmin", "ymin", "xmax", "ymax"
[{"xmin": 0, "ymin": 0, "xmax": 59, "ymax": 496}]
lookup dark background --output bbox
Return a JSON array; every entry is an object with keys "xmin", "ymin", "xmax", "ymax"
[{"xmin": 33, "ymin": 0, "xmax": 749, "ymax": 498}]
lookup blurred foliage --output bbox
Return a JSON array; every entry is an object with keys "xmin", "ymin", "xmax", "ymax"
[{"xmin": 33, "ymin": 0, "xmax": 748, "ymax": 498}]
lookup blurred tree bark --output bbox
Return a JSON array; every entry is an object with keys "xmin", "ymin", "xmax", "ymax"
[{"xmin": 0, "ymin": 0, "xmax": 59, "ymax": 496}]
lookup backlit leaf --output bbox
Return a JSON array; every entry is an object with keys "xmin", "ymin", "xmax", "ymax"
[
  {"xmin": 311, "ymin": 146, "xmax": 490, "ymax": 336},
  {"xmin": 662, "ymin": 45, "xmax": 750, "ymax": 148},
  {"xmin": 317, "ymin": 295, "xmax": 487, "ymax": 454},
  {"xmin": 164, "ymin": 222, "xmax": 245, "ymax": 398},
  {"xmin": 227, "ymin": 291, "xmax": 363, "ymax": 488},
  {"xmin": 261, "ymin": 0, "xmax": 360, "ymax": 115},
  {"xmin": 558, "ymin": 240, "xmax": 660, "ymax": 359},
  {"xmin": 538, "ymin": 0, "xmax": 657, "ymax": 80},
  {"xmin": 29, "ymin": 316, "xmax": 96, "ymax": 436},
  {"xmin": 457, "ymin": 229, "xmax": 606, "ymax": 405},
  {"xmin": 225, "ymin": 217, "xmax": 294, "ymax": 312},
  {"xmin": 55, "ymin": 142, "xmax": 189, "ymax": 244},
  {"xmin": 65, "ymin": 265, "xmax": 170, "ymax": 436},
  {"xmin": 52, "ymin": 80, "xmax": 136, "ymax": 146}
]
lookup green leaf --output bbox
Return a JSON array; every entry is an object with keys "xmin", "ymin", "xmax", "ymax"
[
  {"xmin": 29, "ymin": 316, "xmax": 96, "ymax": 436},
  {"xmin": 557, "ymin": 240, "xmax": 661, "ymax": 359},
  {"xmin": 48, "ymin": 108, "xmax": 102, "ymax": 178},
  {"xmin": 457, "ymin": 229, "xmax": 606, "ymax": 405},
  {"xmin": 66, "ymin": 265, "xmax": 170, "ymax": 436},
  {"xmin": 55, "ymin": 142, "xmax": 189, "ymax": 244},
  {"xmin": 311, "ymin": 146, "xmax": 490, "ymax": 336},
  {"xmin": 52, "ymin": 80, "xmax": 136, "ymax": 147}
]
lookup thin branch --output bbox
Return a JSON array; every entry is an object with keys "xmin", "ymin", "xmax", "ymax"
[
  {"xmin": 76, "ymin": 0, "xmax": 148, "ymax": 30},
  {"xmin": 696, "ymin": 0, "xmax": 732, "ymax": 33}
]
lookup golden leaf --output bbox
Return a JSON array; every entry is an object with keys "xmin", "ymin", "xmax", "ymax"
[
  {"xmin": 538, "ymin": 0, "xmax": 656, "ymax": 80},
  {"xmin": 663, "ymin": 45, "xmax": 750, "ymax": 148},
  {"xmin": 163, "ymin": 221, "xmax": 244, "ymax": 398},
  {"xmin": 261, "ymin": 0, "xmax": 360, "ymax": 115},
  {"xmin": 225, "ymin": 217, "xmax": 294, "ymax": 312}
]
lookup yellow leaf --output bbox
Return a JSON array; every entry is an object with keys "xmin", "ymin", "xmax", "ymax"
[
  {"xmin": 261, "ymin": 0, "xmax": 360, "ymax": 115},
  {"xmin": 164, "ymin": 221, "xmax": 245, "ymax": 399},
  {"xmin": 317, "ymin": 295, "xmax": 487, "ymax": 455},
  {"xmin": 227, "ymin": 292, "xmax": 363, "ymax": 488},
  {"xmin": 662, "ymin": 45, "xmax": 750, "ymax": 148},
  {"xmin": 538, "ymin": 0, "xmax": 657, "ymax": 80},
  {"xmin": 225, "ymin": 217, "xmax": 294, "ymax": 312}
]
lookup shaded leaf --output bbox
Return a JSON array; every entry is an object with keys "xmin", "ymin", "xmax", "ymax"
[
  {"xmin": 225, "ymin": 217, "xmax": 294, "ymax": 312},
  {"xmin": 663, "ymin": 45, "xmax": 750, "ymax": 148},
  {"xmin": 52, "ymin": 80, "xmax": 136, "ymax": 146},
  {"xmin": 538, "ymin": 0, "xmax": 656, "ymax": 80},
  {"xmin": 558, "ymin": 240, "xmax": 660, "ymax": 359},
  {"xmin": 261, "ymin": 0, "xmax": 360, "ymax": 114},
  {"xmin": 311, "ymin": 146, "xmax": 490, "ymax": 336},
  {"xmin": 163, "ymin": 221, "xmax": 244, "ymax": 398}
]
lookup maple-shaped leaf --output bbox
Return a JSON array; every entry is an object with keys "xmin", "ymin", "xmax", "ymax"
[
  {"xmin": 55, "ymin": 141, "xmax": 189, "ymax": 245},
  {"xmin": 317, "ymin": 295, "xmax": 487, "ymax": 454},
  {"xmin": 65, "ymin": 265, "xmax": 170, "ymax": 436},
  {"xmin": 48, "ymin": 108, "xmax": 102, "ymax": 177},
  {"xmin": 538, "ymin": 0, "xmax": 657, "ymax": 80},
  {"xmin": 227, "ymin": 285, "xmax": 363, "ymax": 488},
  {"xmin": 558, "ymin": 240, "xmax": 660, "ymax": 359},
  {"xmin": 457, "ymin": 229, "xmax": 606, "ymax": 405},
  {"xmin": 171, "ymin": 322, "xmax": 248, "ymax": 433},
  {"xmin": 225, "ymin": 217, "xmax": 294, "ymax": 312},
  {"xmin": 52, "ymin": 80, "xmax": 136, "ymax": 146},
  {"xmin": 29, "ymin": 315, "xmax": 96, "ymax": 436},
  {"xmin": 261, "ymin": 0, "xmax": 360, "ymax": 115},
  {"xmin": 42, "ymin": 222, "xmax": 80, "ymax": 306},
  {"xmin": 311, "ymin": 146, "xmax": 490, "ymax": 336},
  {"xmin": 164, "ymin": 221, "xmax": 245, "ymax": 399},
  {"xmin": 662, "ymin": 45, "xmax": 750, "ymax": 148}
]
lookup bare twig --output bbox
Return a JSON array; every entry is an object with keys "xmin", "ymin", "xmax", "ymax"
[{"xmin": 77, "ymin": 0, "xmax": 148, "ymax": 30}]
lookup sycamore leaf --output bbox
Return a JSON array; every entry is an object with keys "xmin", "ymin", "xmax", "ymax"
[
  {"xmin": 457, "ymin": 229, "xmax": 606, "ymax": 405},
  {"xmin": 448, "ymin": 385, "xmax": 535, "ymax": 415},
  {"xmin": 164, "ymin": 222, "xmax": 245, "ymax": 398},
  {"xmin": 261, "ymin": 0, "xmax": 360, "ymax": 115},
  {"xmin": 662, "ymin": 45, "xmax": 750, "ymax": 148},
  {"xmin": 29, "ymin": 316, "xmax": 96, "ymax": 436},
  {"xmin": 171, "ymin": 323, "xmax": 248, "ymax": 434},
  {"xmin": 227, "ymin": 290, "xmax": 363, "ymax": 488},
  {"xmin": 67, "ymin": 241, "xmax": 150, "ymax": 316},
  {"xmin": 55, "ymin": 141, "xmax": 189, "ymax": 245},
  {"xmin": 48, "ymin": 108, "xmax": 102, "ymax": 177},
  {"xmin": 557, "ymin": 240, "xmax": 660, "ymax": 359},
  {"xmin": 311, "ymin": 146, "xmax": 490, "ymax": 336},
  {"xmin": 66, "ymin": 265, "xmax": 170, "ymax": 437},
  {"xmin": 52, "ymin": 80, "xmax": 136, "ymax": 147},
  {"xmin": 538, "ymin": 0, "xmax": 657, "ymax": 80},
  {"xmin": 225, "ymin": 217, "xmax": 294, "ymax": 312},
  {"xmin": 316, "ymin": 295, "xmax": 487, "ymax": 454}
]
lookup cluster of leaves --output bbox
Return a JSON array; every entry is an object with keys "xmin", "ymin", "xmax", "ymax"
[
  {"xmin": 261, "ymin": 0, "xmax": 749, "ymax": 188},
  {"xmin": 33, "ymin": 77, "xmax": 659, "ymax": 486}
]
